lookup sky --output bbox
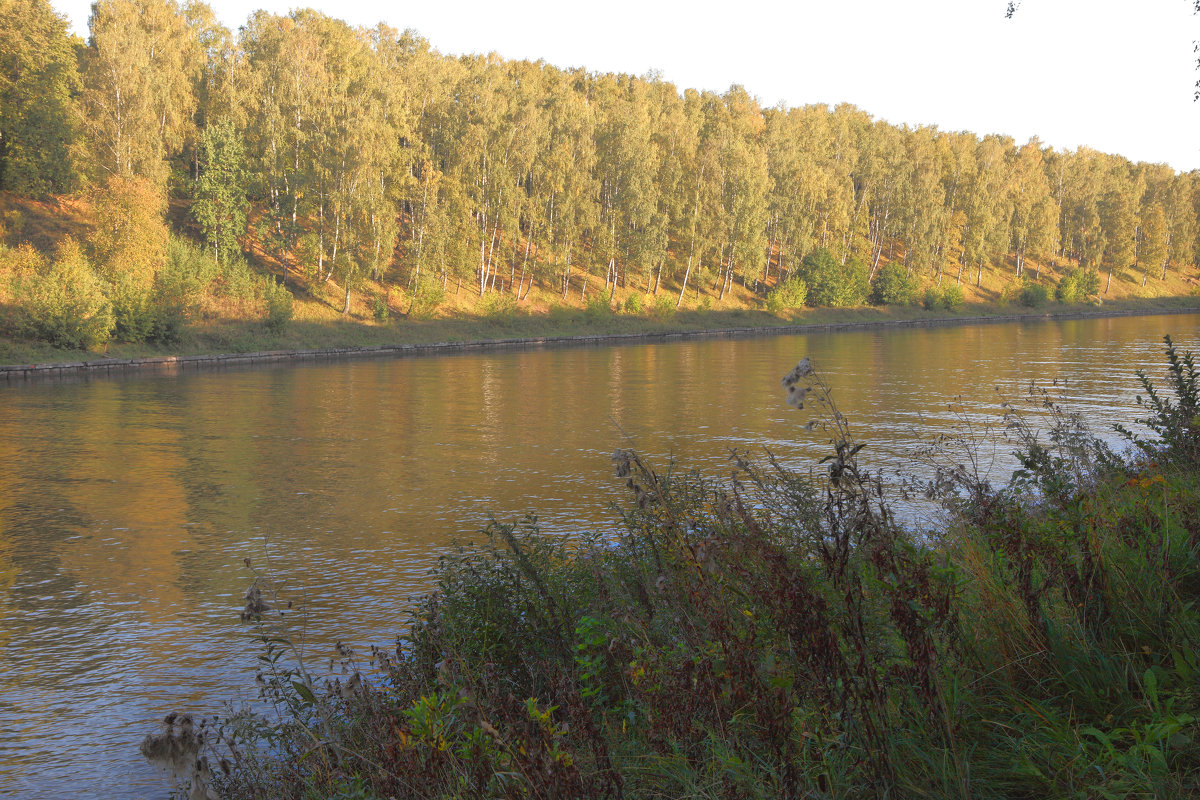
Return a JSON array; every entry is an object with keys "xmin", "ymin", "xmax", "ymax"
[{"xmin": 50, "ymin": 0, "xmax": 1200, "ymax": 172}]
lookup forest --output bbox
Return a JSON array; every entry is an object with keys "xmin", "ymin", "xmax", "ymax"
[{"xmin": 2, "ymin": 0, "xmax": 1199, "ymax": 351}]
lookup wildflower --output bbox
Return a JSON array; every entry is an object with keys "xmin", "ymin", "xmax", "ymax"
[{"xmin": 781, "ymin": 357, "xmax": 814, "ymax": 408}]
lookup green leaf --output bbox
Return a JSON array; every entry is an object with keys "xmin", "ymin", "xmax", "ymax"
[{"xmin": 292, "ymin": 681, "xmax": 317, "ymax": 704}]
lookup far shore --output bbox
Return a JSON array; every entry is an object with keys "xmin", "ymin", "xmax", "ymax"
[{"xmin": 3, "ymin": 297, "xmax": 1199, "ymax": 382}]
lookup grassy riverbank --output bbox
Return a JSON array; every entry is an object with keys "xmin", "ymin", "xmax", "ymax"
[
  {"xmin": 5, "ymin": 189, "xmax": 1200, "ymax": 368},
  {"xmin": 145, "ymin": 337, "xmax": 1200, "ymax": 799},
  {"xmin": 3, "ymin": 294, "xmax": 1199, "ymax": 369}
]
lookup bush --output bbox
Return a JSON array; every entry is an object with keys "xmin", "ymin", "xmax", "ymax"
[
  {"xmin": 1116, "ymin": 335, "xmax": 1200, "ymax": 468},
  {"xmin": 476, "ymin": 291, "xmax": 517, "ymax": 321},
  {"xmin": 869, "ymin": 262, "xmax": 916, "ymax": 306},
  {"xmin": 160, "ymin": 237, "xmax": 219, "ymax": 313},
  {"xmin": 1019, "ymin": 282, "xmax": 1050, "ymax": 308},
  {"xmin": 622, "ymin": 293, "xmax": 645, "ymax": 315},
  {"xmin": 2, "ymin": 209, "xmax": 24, "ymax": 245},
  {"xmin": 922, "ymin": 286, "xmax": 941, "ymax": 310},
  {"xmin": 651, "ymin": 294, "xmax": 676, "ymax": 319},
  {"xmin": 15, "ymin": 238, "xmax": 113, "ymax": 349},
  {"xmin": 407, "ymin": 273, "xmax": 445, "ymax": 319},
  {"xmin": 372, "ymin": 294, "xmax": 390, "ymax": 323},
  {"xmin": 1056, "ymin": 267, "xmax": 1100, "ymax": 304},
  {"xmin": 219, "ymin": 256, "xmax": 259, "ymax": 308},
  {"xmin": 583, "ymin": 294, "xmax": 613, "ymax": 319},
  {"xmin": 263, "ymin": 279, "xmax": 293, "ymax": 333},
  {"xmin": 108, "ymin": 272, "xmax": 159, "ymax": 343},
  {"xmin": 940, "ymin": 283, "xmax": 964, "ymax": 310},
  {"xmin": 766, "ymin": 274, "xmax": 809, "ymax": 313},
  {"xmin": 0, "ymin": 242, "xmax": 45, "ymax": 314},
  {"xmin": 798, "ymin": 248, "xmax": 869, "ymax": 307}
]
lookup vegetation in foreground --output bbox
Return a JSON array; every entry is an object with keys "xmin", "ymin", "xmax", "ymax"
[{"xmin": 143, "ymin": 337, "xmax": 1200, "ymax": 799}]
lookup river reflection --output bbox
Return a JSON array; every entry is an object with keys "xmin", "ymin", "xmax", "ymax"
[{"xmin": 0, "ymin": 313, "xmax": 1196, "ymax": 797}]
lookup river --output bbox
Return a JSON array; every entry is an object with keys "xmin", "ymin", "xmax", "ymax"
[{"xmin": 1, "ymin": 312, "xmax": 1196, "ymax": 798}]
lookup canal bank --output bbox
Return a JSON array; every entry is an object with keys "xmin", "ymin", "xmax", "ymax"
[{"xmin": 3, "ymin": 300, "xmax": 1199, "ymax": 381}]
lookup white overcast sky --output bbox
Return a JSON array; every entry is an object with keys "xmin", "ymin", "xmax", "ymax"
[{"xmin": 51, "ymin": 0, "xmax": 1200, "ymax": 172}]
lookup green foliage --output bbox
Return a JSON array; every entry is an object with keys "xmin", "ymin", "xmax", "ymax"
[
  {"xmin": 651, "ymin": 294, "xmax": 676, "ymax": 320},
  {"xmin": 940, "ymin": 283, "xmax": 964, "ymax": 310},
  {"xmin": 0, "ymin": 0, "xmax": 83, "ymax": 194},
  {"xmin": 1056, "ymin": 267, "xmax": 1100, "ymax": 303},
  {"xmin": 193, "ymin": 119, "xmax": 249, "ymax": 264},
  {"xmin": 869, "ymin": 262, "xmax": 916, "ymax": 306},
  {"xmin": 920, "ymin": 283, "xmax": 963, "ymax": 311},
  {"xmin": 371, "ymin": 294, "xmax": 389, "ymax": 323},
  {"xmin": 1, "ymin": 209, "xmax": 24, "ymax": 245},
  {"xmin": 1116, "ymin": 335, "xmax": 1200, "ymax": 468},
  {"xmin": 476, "ymin": 291, "xmax": 517, "ymax": 321},
  {"xmin": 218, "ymin": 256, "xmax": 259, "ymax": 307},
  {"xmin": 92, "ymin": 236, "xmax": 219, "ymax": 345},
  {"xmin": 407, "ymin": 273, "xmax": 445, "ymax": 319},
  {"xmin": 159, "ymin": 236, "xmax": 219, "ymax": 313},
  {"xmin": 583, "ymin": 294, "xmax": 613, "ymax": 320},
  {"xmin": 8, "ymin": 9, "xmax": 1200, "ymax": 340},
  {"xmin": 797, "ymin": 248, "xmax": 869, "ymax": 307},
  {"xmin": 108, "ymin": 272, "xmax": 159, "ymax": 343},
  {"xmin": 922, "ymin": 285, "xmax": 941, "ymax": 310},
  {"xmin": 15, "ymin": 238, "xmax": 113, "ymax": 349},
  {"xmin": 765, "ymin": 274, "xmax": 808, "ymax": 313},
  {"xmin": 622, "ymin": 293, "xmax": 644, "ymax": 315},
  {"xmin": 262, "ymin": 279, "xmax": 293, "ymax": 333},
  {"xmin": 1019, "ymin": 282, "xmax": 1050, "ymax": 308}
]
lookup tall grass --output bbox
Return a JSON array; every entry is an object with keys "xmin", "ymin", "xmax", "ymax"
[{"xmin": 145, "ymin": 337, "xmax": 1200, "ymax": 799}]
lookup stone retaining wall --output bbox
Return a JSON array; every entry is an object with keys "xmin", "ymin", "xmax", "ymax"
[{"xmin": 4, "ymin": 305, "xmax": 1198, "ymax": 382}]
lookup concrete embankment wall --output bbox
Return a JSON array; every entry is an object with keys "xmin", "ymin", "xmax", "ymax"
[{"xmin": 4, "ymin": 305, "xmax": 1198, "ymax": 383}]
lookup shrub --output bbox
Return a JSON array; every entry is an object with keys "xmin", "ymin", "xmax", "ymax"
[
  {"xmin": 1019, "ymin": 282, "xmax": 1049, "ymax": 308},
  {"xmin": 108, "ymin": 272, "xmax": 159, "ymax": 343},
  {"xmin": 2, "ymin": 209, "xmax": 24, "ymax": 245},
  {"xmin": 1056, "ymin": 267, "xmax": 1100, "ymax": 304},
  {"xmin": 0, "ymin": 242, "xmax": 44, "ymax": 312},
  {"xmin": 372, "ymin": 294, "xmax": 389, "ymax": 323},
  {"xmin": 477, "ymin": 291, "xmax": 517, "ymax": 321},
  {"xmin": 263, "ymin": 279, "xmax": 293, "ymax": 333},
  {"xmin": 102, "ymin": 238, "xmax": 217, "ymax": 344},
  {"xmin": 622, "ymin": 293, "xmax": 645, "ymax": 315},
  {"xmin": 160, "ymin": 237, "xmax": 219, "ymax": 313},
  {"xmin": 583, "ymin": 294, "xmax": 612, "ymax": 319},
  {"xmin": 547, "ymin": 302, "xmax": 576, "ymax": 323},
  {"xmin": 766, "ymin": 274, "xmax": 809, "ymax": 313},
  {"xmin": 15, "ymin": 238, "xmax": 113, "ymax": 349},
  {"xmin": 407, "ymin": 273, "xmax": 445, "ymax": 319},
  {"xmin": 798, "ymin": 248, "xmax": 869, "ymax": 307},
  {"xmin": 219, "ymin": 256, "xmax": 259, "ymax": 308},
  {"xmin": 1116, "ymin": 335, "xmax": 1200, "ymax": 468},
  {"xmin": 651, "ymin": 294, "xmax": 676, "ymax": 319},
  {"xmin": 922, "ymin": 286, "xmax": 941, "ymax": 310},
  {"xmin": 869, "ymin": 262, "xmax": 916, "ymax": 306},
  {"xmin": 940, "ymin": 283, "xmax": 964, "ymax": 310}
]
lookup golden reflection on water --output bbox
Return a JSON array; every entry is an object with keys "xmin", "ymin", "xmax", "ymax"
[{"xmin": 0, "ymin": 313, "xmax": 1196, "ymax": 797}]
